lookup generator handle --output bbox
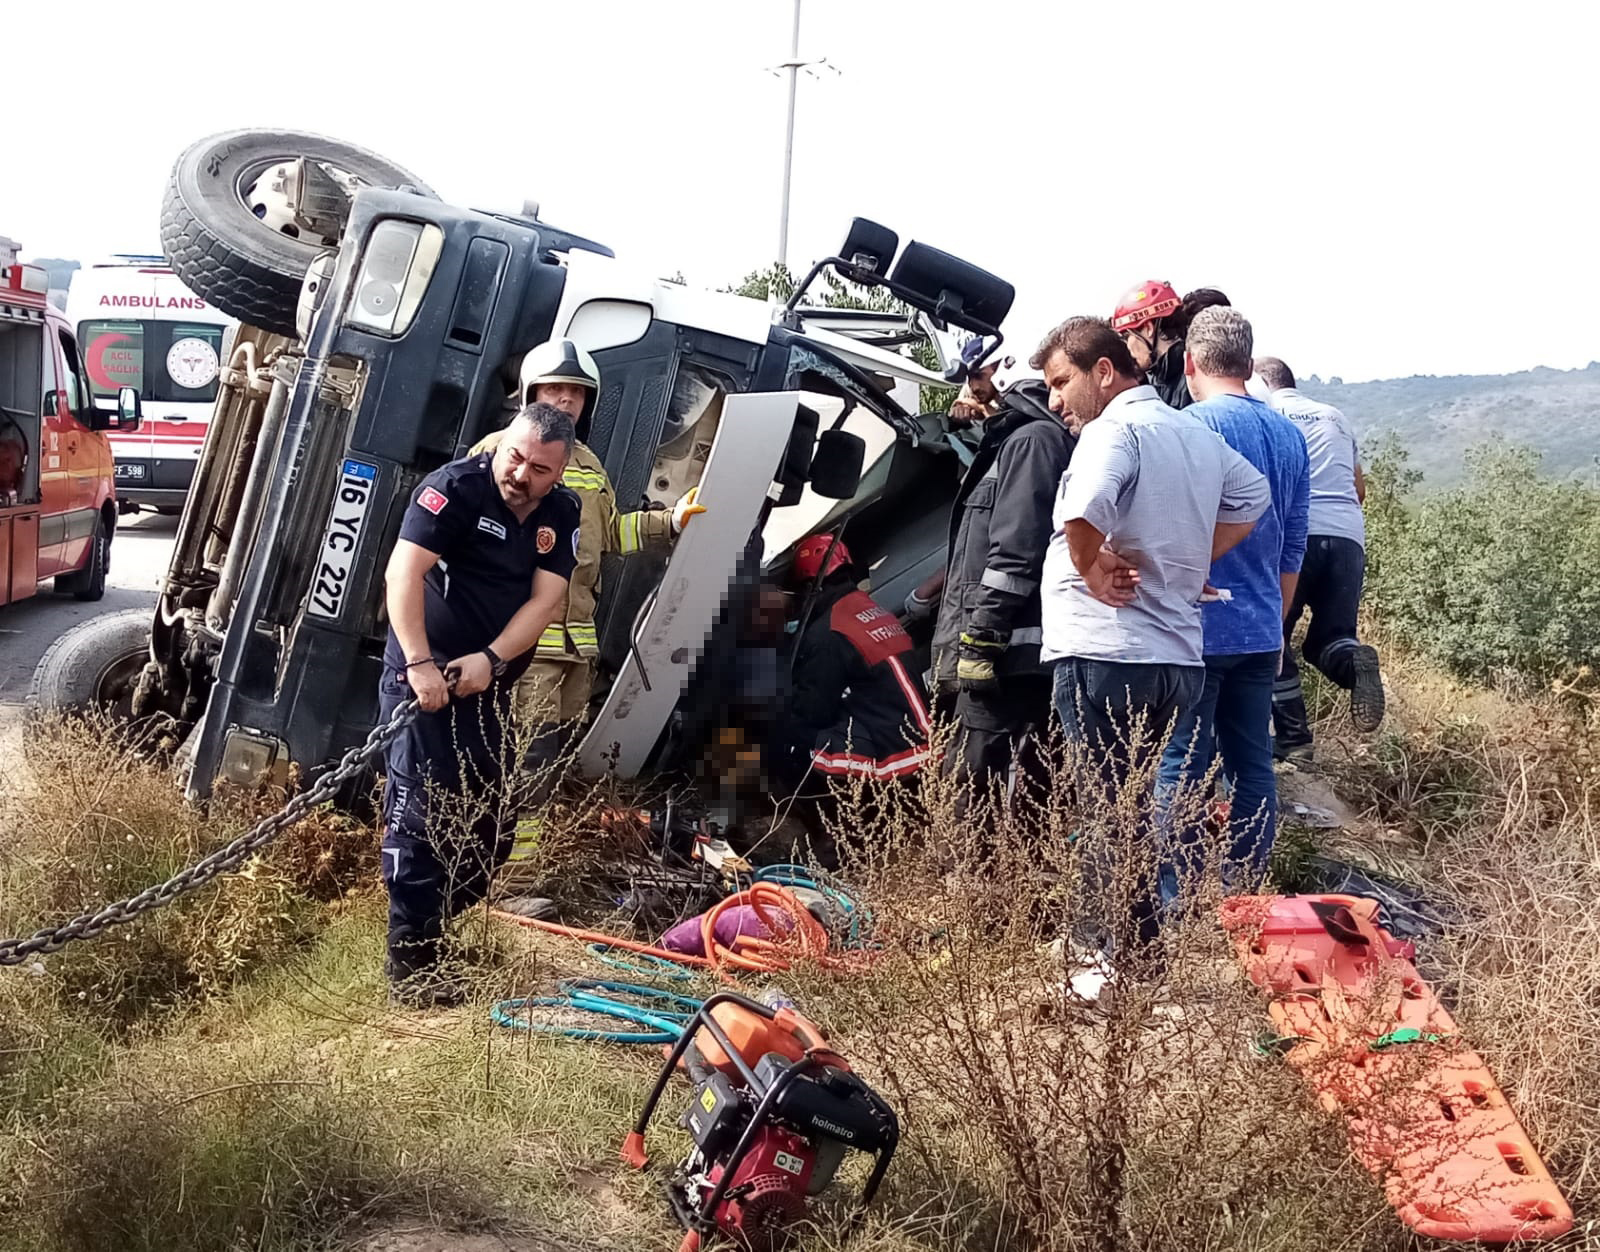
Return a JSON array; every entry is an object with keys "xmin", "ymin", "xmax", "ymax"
[
  {"xmin": 856, "ymin": 1096, "xmax": 901, "ymax": 1213},
  {"xmin": 622, "ymin": 991, "xmax": 770, "ymax": 1168}
]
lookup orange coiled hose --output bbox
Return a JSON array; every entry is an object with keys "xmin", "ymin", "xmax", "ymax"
[
  {"xmin": 699, "ymin": 882, "xmax": 830, "ymax": 973},
  {"xmin": 491, "ymin": 882, "xmax": 831, "ymax": 981}
]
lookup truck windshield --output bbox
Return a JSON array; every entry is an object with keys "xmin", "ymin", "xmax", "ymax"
[{"xmin": 77, "ymin": 319, "xmax": 224, "ymax": 404}]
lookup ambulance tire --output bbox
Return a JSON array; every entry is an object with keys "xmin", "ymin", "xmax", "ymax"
[
  {"xmin": 161, "ymin": 129, "xmax": 434, "ymax": 338},
  {"xmin": 28, "ymin": 608, "xmax": 153, "ymax": 727}
]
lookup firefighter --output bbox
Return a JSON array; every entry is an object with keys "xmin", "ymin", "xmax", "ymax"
[
  {"xmin": 772, "ymin": 534, "xmax": 932, "ymax": 863},
  {"xmin": 931, "ymin": 355, "xmax": 1076, "ymax": 815},
  {"xmin": 470, "ymin": 339, "xmax": 705, "ymax": 898},
  {"xmin": 947, "ymin": 336, "xmax": 1012, "ymax": 422},
  {"xmin": 1111, "ymin": 282, "xmax": 1231, "ymax": 410},
  {"xmin": 379, "ymin": 402, "xmax": 581, "ymax": 1005}
]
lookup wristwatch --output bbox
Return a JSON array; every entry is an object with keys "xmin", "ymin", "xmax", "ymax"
[{"xmin": 482, "ymin": 646, "xmax": 507, "ymax": 679}]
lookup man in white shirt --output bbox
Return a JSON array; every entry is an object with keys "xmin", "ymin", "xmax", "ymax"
[
  {"xmin": 1254, "ymin": 357, "xmax": 1384, "ymax": 758},
  {"xmin": 1033, "ymin": 316, "xmax": 1270, "ymax": 946}
]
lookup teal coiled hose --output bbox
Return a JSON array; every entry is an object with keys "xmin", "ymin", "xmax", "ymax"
[{"xmin": 492, "ymin": 979, "xmax": 705, "ymax": 1044}]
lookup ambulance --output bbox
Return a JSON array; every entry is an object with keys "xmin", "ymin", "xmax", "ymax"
[{"xmin": 65, "ymin": 256, "xmax": 234, "ymax": 512}]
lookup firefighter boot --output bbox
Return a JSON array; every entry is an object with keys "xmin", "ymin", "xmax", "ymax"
[
  {"xmin": 1348, "ymin": 645, "xmax": 1386, "ymax": 733},
  {"xmin": 1272, "ymin": 683, "xmax": 1315, "ymax": 764}
]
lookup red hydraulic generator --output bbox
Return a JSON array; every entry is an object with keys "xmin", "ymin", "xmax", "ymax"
[{"xmin": 622, "ymin": 991, "xmax": 899, "ymax": 1252}]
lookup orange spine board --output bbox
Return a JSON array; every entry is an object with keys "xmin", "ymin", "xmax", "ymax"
[{"xmin": 1221, "ymin": 894, "xmax": 1572, "ymax": 1243}]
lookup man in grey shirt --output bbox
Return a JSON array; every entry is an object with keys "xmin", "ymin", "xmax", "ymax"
[
  {"xmin": 1254, "ymin": 356, "xmax": 1384, "ymax": 757},
  {"xmin": 1033, "ymin": 317, "xmax": 1269, "ymax": 946},
  {"xmin": 1036, "ymin": 317, "xmax": 1270, "ymax": 748}
]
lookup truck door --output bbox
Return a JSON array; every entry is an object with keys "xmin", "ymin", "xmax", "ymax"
[
  {"xmin": 36, "ymin": 327, "xmax": 70, "ymax": 574},
  {"xmin": 50, "ymin": 327, "xmax": 99, "ymax": 571}
]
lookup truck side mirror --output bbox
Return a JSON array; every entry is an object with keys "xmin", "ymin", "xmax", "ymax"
[
  {"xmin": 809, "ymin": 429, "xmax": 865, "ymax": 500},
  {"xmin": 117, "ymin": 386, "xmax": 142, "ymax": 431},
  {"xmin": 775, "ymin": 404, "xmax": 821, "ymax": 507}
]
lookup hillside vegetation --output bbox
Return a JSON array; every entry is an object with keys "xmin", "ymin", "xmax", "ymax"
[{"xmin": 1303, "ymin": 363, "xmax": 1600, "ymax": 488}]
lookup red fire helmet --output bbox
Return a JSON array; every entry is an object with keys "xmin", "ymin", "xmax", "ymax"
[
  {"xmin": 791, "ymin": 533, "xmax": 852, "ymax": 584},
  {"xmin": 1111, "ymin": 280, "xmax": 1182, "ymax": 334}
]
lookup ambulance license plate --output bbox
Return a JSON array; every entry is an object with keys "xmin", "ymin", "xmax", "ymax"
[{"xmin": 307, "ymin": 459, "xmax": 377, "ymax": 620}]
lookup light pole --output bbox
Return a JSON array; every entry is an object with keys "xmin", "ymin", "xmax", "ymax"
[{"xmin": 770, "ymin": 0, "xmax": 836, "ymax": 273}]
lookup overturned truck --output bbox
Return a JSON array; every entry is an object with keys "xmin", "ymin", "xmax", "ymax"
[{"xmin": 32, "ymin": 128, "xmax": 1022, "ymax": 803}]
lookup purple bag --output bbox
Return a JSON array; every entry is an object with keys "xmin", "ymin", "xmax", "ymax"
[{"xmin": 658, "ymin": 905, "xmax": 793, "ymax": 956}]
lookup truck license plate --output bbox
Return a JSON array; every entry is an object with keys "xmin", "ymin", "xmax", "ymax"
[
  {"xmin": 114, "ymin": 463, "xmax": 147, "ymax": 480},
  {"xmin": 307, "ymin": 459, "xmax": 377, "ymax": 620}
]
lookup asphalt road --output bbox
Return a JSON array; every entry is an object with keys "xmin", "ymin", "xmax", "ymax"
[{"xmin": 0, "ymin": 511, "xmax": 177, "ymax": 739}]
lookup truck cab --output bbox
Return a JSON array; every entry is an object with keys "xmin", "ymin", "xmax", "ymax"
[
  {"xmin": 1, "ymin": 237, "xmax": 140, "ymax": 607},
  {"xmin": 31, "ymin": 130, "xmax": 1014, "ymax": 803}
]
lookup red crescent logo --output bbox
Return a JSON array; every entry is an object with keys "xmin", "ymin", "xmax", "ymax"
[{"xmin": 86, "ymin": 332, "xmax": 138, "ymax": 393}]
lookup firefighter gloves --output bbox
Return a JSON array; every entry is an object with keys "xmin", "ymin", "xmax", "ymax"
[{"xmin": 956, "ymin": 628, "xmax": 1009, "ymax": 692}]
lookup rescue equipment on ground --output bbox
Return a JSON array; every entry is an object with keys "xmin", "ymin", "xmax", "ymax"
[
  {"xmin": 1222, "ymin": 893, "xmax": 1572, "ymax": 1244},
  {"xmin": 493, "ymin": 872, "xmax": 874, "ymax": 982},
  {"xmin": 491, "ymin": 978, "xmax": 704, "ymax": 1045},
  {"xmin": 624, "ymin": 991, "xmax": 898, "ymax": 1252}
]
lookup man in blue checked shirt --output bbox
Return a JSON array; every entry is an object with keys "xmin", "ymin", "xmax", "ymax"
[{"xmin": 1158, "ymin": 307, "xmax": 1310, "ymax": 895}]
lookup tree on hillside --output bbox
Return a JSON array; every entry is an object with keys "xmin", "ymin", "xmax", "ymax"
[
  {"xmin": 727, "ymin": 263, "xmax": 956, "ymax": 413},
  {"xmin": 1365, "ymin": 437, "xmax": 1600, "ymax": 688}
]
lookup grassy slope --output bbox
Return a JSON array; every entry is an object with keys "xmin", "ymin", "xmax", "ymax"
[{"xmin": 3, "ymin": 666, "xmax": 1597, "ymax": 1251}]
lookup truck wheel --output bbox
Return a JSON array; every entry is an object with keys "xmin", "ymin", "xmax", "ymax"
[
  {"xmin": 59, "ymin": 514, "xmax": 110, "ymax": 601},
  {"xmin": 28, "ymin": 608, "xmax": 153, "ymax": 723},
  {"xmin": 160, "ymin": 128, "xmax": 434, "ymax": 337}
]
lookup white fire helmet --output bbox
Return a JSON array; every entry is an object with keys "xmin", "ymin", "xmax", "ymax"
[{"xmin": 518, "ymin": 338, "xmax": 601, "ymax": 431}]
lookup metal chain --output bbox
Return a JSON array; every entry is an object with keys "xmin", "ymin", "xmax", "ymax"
[{"xmin": 0, "ymin": 698, "xmax": 419, "ymax": 968}]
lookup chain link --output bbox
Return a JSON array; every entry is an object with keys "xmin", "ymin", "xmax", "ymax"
[{"xmin": 0, "ymin": 698, "xmax": 419, "ymax": 968}]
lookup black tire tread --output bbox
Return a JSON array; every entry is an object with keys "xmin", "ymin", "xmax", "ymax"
[
  {"xmin": 28, "ymin": 607, "xmax": 153, "ymax": 717},
  {"xmin": 69, "ymin": 514, "xmax": 109, "ymax": 601},
  {"xmin": 161, "ymin": 185, "xmax": 300, "ymax": 335},
  {"xmin": 159, "ymin": 128, "xmax": 434, "ymax": 337}
]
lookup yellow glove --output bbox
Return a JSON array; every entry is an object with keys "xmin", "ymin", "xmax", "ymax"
[
  {"xmin": 671, "ymin": 487, "xmax": 706, "ymax": 535},
  {"xmin": 956, "ymin": 656, "xmax": 998, "ymax": 691}
]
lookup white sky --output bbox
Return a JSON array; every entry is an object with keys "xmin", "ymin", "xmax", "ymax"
[{"xmin": 5, "ymin": 0, "xmax": 1596, "ymax": 383}]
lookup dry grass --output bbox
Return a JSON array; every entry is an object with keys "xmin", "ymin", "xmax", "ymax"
[
  {"xmin": 788, "ymin": 721, "xmax": 1400, "ymax": 1252},
  {"xmin": 2, "ymin": 652, "xmax": 1597, "ymax": 1250}
]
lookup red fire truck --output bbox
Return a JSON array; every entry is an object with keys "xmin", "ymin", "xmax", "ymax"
[{"xmin": 1, "ymin": 236, "xmax": 141, "ymax": 606}]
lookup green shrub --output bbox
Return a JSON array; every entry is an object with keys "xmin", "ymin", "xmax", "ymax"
[{"xmin": 1365, "ymin": 437, "xmax": 1600, "ymax": 690}]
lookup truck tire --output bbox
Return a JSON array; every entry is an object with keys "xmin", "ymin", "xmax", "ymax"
[
  {"xmin": 28, "ymin": 607, "xmax": 153, "ymax": 723},
  {"xmin": 160, "ymin": 128, "xmax": 434, "ymax": 338},
  {"xmin": 57, "ymin": 513, "xmax": 110, "ymax": 601}
]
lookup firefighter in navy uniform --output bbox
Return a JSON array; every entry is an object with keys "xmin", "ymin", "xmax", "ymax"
[
  {"xmin": 469, "ymin": 340, "xmax": 704, "ymax": 908},
  {"xmin": 932, "ymin": 367, "xmax": 1075, "ymax": 813},
  {"xmin": 379, "ymin": 402, "xmax": 581, "ymax": 1005},
  {"xmin": 771, "ymin": 534, "xmax": 932, "ymax": 863}
]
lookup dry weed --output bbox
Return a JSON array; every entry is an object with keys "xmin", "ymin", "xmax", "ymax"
[
  {"xmin": 4, "ymin": 651, "xmax": 1597, "ymax": 1252},
  {"xmin": 788, "ymin": 716, "xmax": 1400, "ymax": 1252}
]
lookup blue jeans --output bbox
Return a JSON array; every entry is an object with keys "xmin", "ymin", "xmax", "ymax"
[
  {"xmin": 1157, "ymin": 650, "xmax": 1280, "ymax": 903},
  {"xmin": 1054, "ymin": 658, "xmax": 1205, "ymax": 950}
]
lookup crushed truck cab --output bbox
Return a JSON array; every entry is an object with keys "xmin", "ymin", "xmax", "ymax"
[{"xmin": 33, "ymin": 130, "xmax": 1016, "ymax": 802}]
